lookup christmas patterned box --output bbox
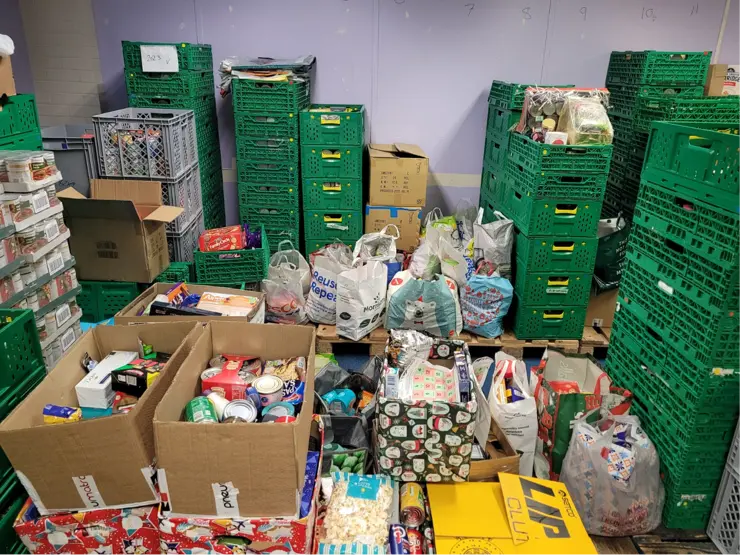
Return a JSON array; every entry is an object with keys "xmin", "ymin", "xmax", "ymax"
[
  {"xmin": 376, "ymin": 338, "xmax": 478, "ymax": 482},
  {"xmin": 13, "ymin": 499, "xmax": 159, "ymax": 554}
]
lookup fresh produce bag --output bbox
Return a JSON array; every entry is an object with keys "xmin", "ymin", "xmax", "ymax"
[
  {"xmin": 561, "ymin": 414, "xmax": 664, "ymax": 535},
  {"xmin": 460, "ymin": 261, "xmax": 513, "ymax": 338},
  {"xmin": 488, "ymin": 353, "xmax": 536, "ymax": 476},
  {"xmin": 594, "ymin": 216, "xmax": 630, "ymax": 291},
  {"xmin": 473, "ymin": 208, "xmax": 514, "ymax": 279},
  {"xmin": 532, "ymin": 349, "xmax": 633, "ymax": 480},
  {"xmin": 336, "ymin": 260, "xmax": 387, "ymax": 341},
  {"xmin": 307, "ymin": 242, "xmax": 353, "ymax": 324},
  {"xmin": 261, "ymin": 254, "xmax": 308, "ymax": 325},
  {"xmin": 385, "ymin": 270, "xmax": 462, "ymax": 337},
  {"xmin": 353, "ymin": 225, "xmax": 401, "ymax": 284}
]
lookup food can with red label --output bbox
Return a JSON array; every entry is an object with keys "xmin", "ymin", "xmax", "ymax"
[
  {"xmin": 407, "ymin": 529, "xmax": 424, "ymax": 555},
  {"xmin": 400, "ymin": 483, "xmax": 426, "ymax": 527}
]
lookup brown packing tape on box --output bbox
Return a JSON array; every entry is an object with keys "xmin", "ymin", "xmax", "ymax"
[
  {"xmin": 0, "ymin": 321, "xmax": 203, "ymax": 515},
  {"xmin": 154, "ymin": 321, "xmax": 316, "ymax": 518}
]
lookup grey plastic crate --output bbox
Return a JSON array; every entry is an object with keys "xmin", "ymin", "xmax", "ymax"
[
  {"xmin": 708, "ymin": 462, "xmax": 740, "ymax": 554},
  {"xmin": 42, "ymin": 124, "xmax": 99, "ymax": 196},
  {"xmin": 160, "ymin": 162, "xmax": 203, "ymax": 233},
  {"xmin": 167, "ymin": 211, "xmax": 204, "ymax": 263},
  {"xmin": 93, "ymin": 107, "xmax": 196, "ymax": 180}
]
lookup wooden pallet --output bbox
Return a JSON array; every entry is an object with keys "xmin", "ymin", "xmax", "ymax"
[
  {"xmin": 579, "ymin": 326, "xmax": 611, "ymax": 356},
  {"xmin": 632, "ymin": 527, "xmax": 720, "ymax": 554},
  {"xmin": 315, "ymin": 325, "xmax": 388, "ymax": 356}
]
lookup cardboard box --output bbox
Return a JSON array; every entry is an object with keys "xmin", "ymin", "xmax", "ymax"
[
  {"xmin": 364, "ymin": 205, "xmax": 422, "ymax": 252},
  {"xmin": 58, "ymin": 180, "xmax": 183, "ymax": 283},
  {"xmin": 14, "ymin": 499, "xmax": 160, "ymax": 554},
  {"xmin": 428, "ymin": 473, "xmax": 596, "ymax": 554},
  {"xmin": 468, "ymin": 416, "xmax": 520, "ymax": 481},
  {"xmin": 706, "ymin": 64, "xmax": 728, "ymax": 96},
  {"xmin": 585, "ymin": 287, "xmax": 618, "ymax": 329},
  {"xmin": 368, "ymin": 143, "xmax": 429, "ymax": 206},
  {"xmin": 115, "ymin": 283, "xmax": 265, "ymax": 324},
  {"xmin": 0, "ymin": 54, "xmax": 15, "ymax": 97},
  {"xmin": 0, "ymin": 322, "xmax": 202, "ymax": 515},
  {"xmin": 154, "ymin": 321, "xmax": 316, "ymax": 518}
]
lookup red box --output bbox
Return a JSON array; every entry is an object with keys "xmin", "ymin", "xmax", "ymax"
[
  {"xmin": 198, "ymin": 226, "xmax": 245, "ymax": 252},
  {"xmin": 201, "ymin": 356, "xmax": 261, "ymax": 400},
  {"xmin": 13, "ymin": 499, "xmax": 159, "ymax": 554}
]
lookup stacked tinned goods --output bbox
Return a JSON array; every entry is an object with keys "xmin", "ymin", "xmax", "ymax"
[
  {"xmin": 124, "ymin": 41, "xmax": 224, "ymax": 231},
  {"xmin": 300, "ymin": 105, "xmax": 365, "ymax": 253},
  {"xmin": 482, "ymin": 83, "xmax": 611, "ymax": 340},
  {"xmin": 603, "ymin": 50, "xmax": 738, "ymax": 220},
  {"xmin": 605, "ymin": 121, "xmax": 740, "ymax": 529},
  {"xmin": 233, "ymin": 74, "xmax": 308, "ymax": 253}
]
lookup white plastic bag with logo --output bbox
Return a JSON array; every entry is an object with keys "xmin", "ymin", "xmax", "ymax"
[
  {"xmin": 307, "ymin": 243, "xmax": 354, "ymax": 324},
  {"xmin": 488, "ymin": 352, "xmax": 536, "ymax": 476},
  {"xmin": 261, "ymin": 253, "xmax": 308, "ymax": 325},
  {"xmin": 336, "ymin": 261, "xmax": 388, "ymax": 341},
  {"xmin": 353, "ymin": 225, "xmax": 401, "ymax": 284}
]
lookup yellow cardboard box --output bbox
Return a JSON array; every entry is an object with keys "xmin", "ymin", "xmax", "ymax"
[{"xmin": 428, "ymin": 473, "xmax": 596, "ymax": 554}]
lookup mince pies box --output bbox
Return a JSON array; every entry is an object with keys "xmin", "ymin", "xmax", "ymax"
[
  {"xmin": 0, "ymin": 321, "xmax": 202, "ymax": 515},
  {"xmin": 58, "ymin": 180, "xmax": 183, "ymax": 283},
  {"xmin": 154, "ymin": 321, "xmax": 316, "ymax": 518},
  {"xmin": 116, "ymin": 283, "xmax": 266, "ymax": 325}
]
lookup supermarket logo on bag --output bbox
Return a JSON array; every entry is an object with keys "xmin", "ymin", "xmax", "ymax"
[{"xmin": 311, "ymin": 270, "xmax": 337, "ymax": 301}]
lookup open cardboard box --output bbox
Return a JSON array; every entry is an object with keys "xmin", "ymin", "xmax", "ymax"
[
  {"xmin": 367, "ymin": 143, "xmax": 429, "ymax": 206},
  {"xmin": 154, "ymin": 321, "xmax": 316, "ymax": 518},
  {"xmin": 469, "ymin": 416, "xmax": 520, "ymax": 481},
  {"xmin": 0, "ymin": 322, "xmax": 202, "ymax": 515},
  {"xmin": 115, "ymin": 283, "xmax": 266, "ymax": 325},
  {"xmin": 58, "ymin": 180, "xmax": 182, "ymax": 283}
]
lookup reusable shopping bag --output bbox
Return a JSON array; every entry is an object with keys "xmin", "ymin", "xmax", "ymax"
[
  {"xmin": 261, "ymin": 253, "xmax": 308, "ymax": 325},
  {"xmin": 459, "ymin": 261, "xmax": 512, "ymax": 338},
  {"xmin": 352, "ymin": 225, "xmax": 401, "ymax": 284},
  {"xmin": 336, "ymin": 260, "xmax": 388, "ymax": 341},
  {"xmin": 306, "ymin": 242, "xmax": 353, "ymax": 324}
]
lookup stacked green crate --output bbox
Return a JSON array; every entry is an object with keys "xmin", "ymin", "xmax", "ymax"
[
  {"xmin": 603, "ymin": 50, "xmax": 739, "ymax": 220},
  {"xmin": 124, "ymin": 41, "xmax": 225, "ymax": 230},
  {"xmin": 0, "ymin": 94, "xmax": 42, "ymax": 151},
  {"xmin": 0, "ymin": 309, "xmax": 46, "ymax": 552},
  {"xmin": 233, "ymin": 77, "xmax": 308, "ymax": 253},
  {"xmin": 605, "ymin": 121, "xmax": 739, "ymax": 530},
  {"xmin": 300, "ymin": 105, "xmax": 365, "ymax": 253}
]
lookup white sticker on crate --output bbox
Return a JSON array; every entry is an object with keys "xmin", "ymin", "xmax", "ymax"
[
  {"xmin": 46, "ymin": 252, "xmax": 65, "ymax": 276},
  {"xmin": 140, "ymin": 45, "xmax": 179, "ymax": 73},
  {"xmin": 32, "ymin": 191, "xmax": 50, "ymax": 214},
  {"xmin": 211, "ymin": 482, "xmax": 240, "ymax": 517},
  {"xmin": 72, "ymin": 475, "xmax": 105, "ymax": 509},
  {"xmin": 60, "ymin": 327, "xmax": 76, "ymax": 352},
  {"xmin": 56, "ymin": 303, "xmax": 72, "ymax": 327}
]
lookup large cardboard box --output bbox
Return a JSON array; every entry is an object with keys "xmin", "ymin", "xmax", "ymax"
[
  {"xmin": 58, "ymin": 180, "xmax": 182, "ymax": 283},
  {"xmin": 154, "ymin": 321, "xmax": 316, "ymax": 518},
  {"xmin": 0, "ymin": 54, "xmax": 15, "ymax": 96},
  {"xmin": 585, "ymin": 287, "xmax": 618, "ymax": 328},
  {"xmin": 0, "ymin": 322, "xmax": 202, "ymax": 515},
  {"xmin": 116, "ymin": 282, "xmax": 266, "ymax": 325},
  {"xmin": 368, "ymin": 144, "xmax": 428, "ymax": 206},
  {"xmin": 364, "ymin": 205, "xmax": 422, "ymax": 252},
  {"xmin": 705, "ymin": 63, "xmax": 740, "ymax": 96},
  {"xmin": 468, "ymin": 416, "xmax": 520, "ymax": 481}
]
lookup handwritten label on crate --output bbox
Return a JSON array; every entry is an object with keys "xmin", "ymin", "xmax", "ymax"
[
  {"xmin": 32, "ymin": 192, "xmax": 50, "ymax": 214},
  {"xmin": 46, "ymin": 252, "xmax": 65, "ymax": 276},
  {"xmin": 60, "ymin": 327, "xmax": 76, "ymax": 352},
  {"xmin": 44, "ymin": 220, "xmax": 60, "ymax": 243},
  {"xmin": 140, "ymin": 45, "xmax": 179, "ymax": 73},
  {"xmin": 55, "ymin": 303, "xmax": 72, "ymax": 328}
]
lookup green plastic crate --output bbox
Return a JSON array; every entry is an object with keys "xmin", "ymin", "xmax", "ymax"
[
  {"xmin": 237, "ymin": 160, "xmax": 299, "ymax": 186},
  {"xmin": 480, "ymin": 165, "xmax": 508, "ymax": 211},
  {"xmin": 235, "ymin": 112, "xmax": 299, "ymax": 138},
  {"xmin": 300, "ymin": 105, "xmax": 365, "ymax": 146},
  {"xmin": 504, "ymin": 184, "xmax": 602, "ymax": 237},
  {"xmin": 0, "ymin": 310, "xmax": 44, "ymax": 392},
  {"xmin": 232, "ymin": 77, "xmax": 309, "ymax": 114},
  {"xmin": 514, "ymin": 270, "xmax": 590, "ymax": 307},
  {"xmin": 662, "ymin": 488, "xmax": 716, "ymax": 530},
  {"xmin": 606, "ymin": 50, "xmax": 711, "ymax": 86},
  {"xmin": 515, "ymin": 233, "xmax": 598, "ymax": 274},
  {"xmin": 507, "ymin": 161, "xmax": 607, "ymax": 200},
  {"xmin": 125, "ymin": 69, "xmax": 214, "ymax": 97},
  {"xmin": 0, "ymin": 130, "xmax": 42, "ymax": 151},
  {"xmin": 0, "ymin": 496, "xmax": 26, "ymax": 554},
  {"xmin": 484, "ymin": 134, "xmax": 509, "ymax": 172},
  {"xmin": 633, "ymin": 179, "xmax": 739, "ymax": 266},
  {"xmin": 302, "ymin": 178, "xmax": 362, "ymax": 210},
  {"xmin": 128, "ymin": 93, "xmax": 215, "ymax": 120},
  {"xmin": 608, "ymin": 83, "xmax": 704, "ymax": 117},
  {"xmin": 486, "ymin": 106, "xmax": 519, "ymax": 139},
  {"xmin": 303, "ymin": 209, "xmax": 362, "ymax": 241},
  {"xmin": 196, "ymin": 120, "xmax": 220, "ymax": 155},
  {"xmin": 156, "ymin": 262, "xmax": 194, "ymax": 283},
  {"xmin": 241, "ymin": 205, "xmax": 300, "ymax": 229},
  {"xmin": 632, "ymin": 96, "xmax": 740, "ymax": 133},
  {"xmin": 79, "ymin": 281, "xmax": 141, "ymax": 323},
  {"xmin": 199, "ymin": 149, "xmax": 223, "ymax": 181},
  {"xmin": 194, "ymin": 226, "xmax": 270, "ymax": 284},
  {"xmin": 264, "ymin": 227, "xmax": 301, "ymax": 254},
  {"xmin": 512, "ymin": 297, "xmax": 586, "ymax": 340},
  {"xmin": 643, "ymin": 122, "xmax": 739, "ymax": 202},
  {"xmin": 509, "ymin": 134, "xmax": 613, "ymax": 174},
  {"xmin": 0, "ymin": 95, "xmax": 39, "ymax": 139},
  {"xmin": 236, "ymin": 135, "xmax": 299, "ymax": 163},
  {"xmin": 239, "ymin": 181, "xmax": 299, "ymax": 208},
  {"xmin": 0, "ymin": 362, "xmax": 44, "ymax": 424},
  {"xmin": 488, "ymin": 81, "xmax": 574, "ymax": 110},
  {"xmin": 305, "ymin": 236, "xmax": 359, "ymax": 254},
  {"xmin": 301, "ymin": 145, "xmax": 363, "ymax": 179},
  {"xmin": 203, "ymin": 194, "xmax": 225, "ymax": 230},
  {"xmin": 122, "ymin": 41, "xmax": 213, "ymax": 71}
]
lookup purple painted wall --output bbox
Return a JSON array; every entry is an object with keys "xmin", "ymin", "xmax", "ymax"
[{"xmin": 0, "ymin": 0, "xmax": 34, "ymax": 93}]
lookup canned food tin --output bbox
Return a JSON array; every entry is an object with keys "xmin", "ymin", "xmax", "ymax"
[
  {"xmin": 223, "ymin": 399, "xmax": 258, "ymax": 423},
  {"xmin": 201, "ymin": 367, "xmax": 222, "ymax": 381},
  {"xmin": 43, "ymin": 152, "xmax": 56, "ymax": 175},
  {"xmin": 20, "ymin": 264, "xmax": 36, "ymax": 287},
  {"xmin": 68, "ymin": 268, "xmax": 78, "ymax": 288},
  {"xmin": 45, "ymin": 184, "xmax": 59, "ymax": 207},
  {"xmin": 253, "ymin": 375, "xmax": 284, "ymax": 407},
  {"xmin": 389, "ymin": 524, "xmax": 410, "ymax": 555},
  {"xmin": 34, "ymin": 258, "xmax": 48, "ymax": 277},
  {"xmin": 185, "ymin": 396, "xmax": 218, "ymax": 423},
  {"xmin": 272, "ymin": 415, "xmax": 296, "ymax": 423},
  {"xmin": 51, "ymin": 339, "xmax": 62, "ymax": 363},
  {"xmin": 222, "ymin": 416, "xmax": 249, "ymax": 424},
  {"xmin": 17, "ymin": 229, "xmax": 36, "ymax": 255},
  {"xmin": 207, "ymin": 392, "xmax": 230, "ymax": 420},
  {"xmin": 407, "ymin": 528, "xmax": 424, "ymax": 555},
  {"xmin": 56, "ymin": 213, "xmax": 67, "ymax": 233},
  {"xmin": 209, "ymin": 355, "xmax": 227, "ymax": 368},
  {"xmin": 400, "ymin": 483, "xmax": 426, "ymax": 527},
  {"xmin": 59, "ymin": 242, "xmax": 71, "ymax": 261},
  {"xmin": 27, "ymin": 292, "xmax": 39, "ymax": 312},
  {"xmin": 36, "ymin": 316, "xmax": 47, "ymax": 341},
  {"xmin": 262, "ymin": 401, "xmax": 295, "ymax": 419},
  {"xmin": 245, "ymin": 386, "xmax": 261, "ymax": 409},
  {"xmin": 10, "ymin": 271, "xmax": 23, "ymax": 294}
]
